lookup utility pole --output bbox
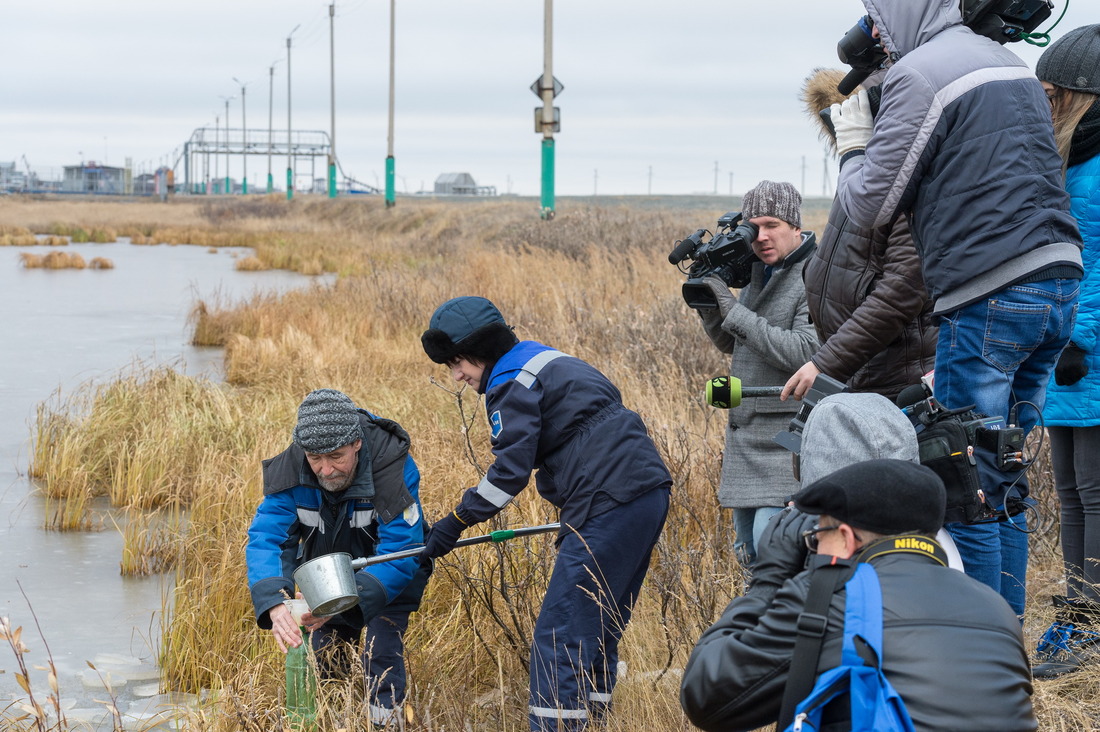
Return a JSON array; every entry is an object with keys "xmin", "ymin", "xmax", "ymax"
[
  {"xmin": 234, "ymin": 77, "xmax": 248, "ymax": 194},
  {"xmin": 328, "ymin": 3, "xmax": 337, "ymax": 198},
  {"xmin": 213, "ymin": 116, "xmax": 219, "ymax": 193},
  {"xmin": 222, "ymin": 96, "xmax": 233, "ymax": 194},
  {"xmin": 801, "ymin": 155, "xmax": 807, "ymax": 196},
  {"xmin": 593, "ymin": 169, "xmax": 598, "ymax": 196},
  {"xmin": 267, "ymin": 64, "xmax": 275, "ymax": 193},
  {"xmin": 385, "ymin": 0, "xmax": 396, "ymax": 207},
  {"xmin": 713, "ymin": 160, "xmax": 719, "ymax": 195},
  {"xmin": 729, "ymin": 171, "xmax": 734, "ymax": 197},
  {"xmin": 537, "ymin": 0, "xmax": 558, "ymax": 220},
  {"xmin": 648, "ymin": 165, "xmax": 652, "ymax": 195},
  {"xmin": 287, "ymin": 25, "xmax": 299, "ymax": 200}
]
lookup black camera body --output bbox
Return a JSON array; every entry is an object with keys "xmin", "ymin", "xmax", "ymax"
[
  {"xmin": 668, "ymin": 212, "xmax": 759, "ymax": 310},
  {"xmin": 834, "ymin": 0, "xmax": 1054, "ymax": 93}
]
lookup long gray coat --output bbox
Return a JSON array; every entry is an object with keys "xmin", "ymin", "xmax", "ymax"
[{"xmin": 699, "ymin": 233, "xmax": 820, "ymax": 508}]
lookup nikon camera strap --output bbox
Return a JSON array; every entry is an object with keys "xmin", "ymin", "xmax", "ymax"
[{"xmin": 778, "ymin": 559, "xmax": 855, "ymax": 731}]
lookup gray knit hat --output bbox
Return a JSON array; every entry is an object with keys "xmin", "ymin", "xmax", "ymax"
[
  {"xmin": 1037, "ymin": 24, "xmax": 1100, "ymax": 95},
  {"xmin": 798, "ymin": 392, "xmax": 919, "ymax": 487},
  {"xmin": 292, "ymin": 389, "xmax": 363, "ymax": 454},
  {"xmin": 741, "ymin": 180, "xmax": 802, "ymax": 228}
]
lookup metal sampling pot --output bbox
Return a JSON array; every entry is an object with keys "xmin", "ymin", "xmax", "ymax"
[{"xmin": 292, "ymin": 552, "xmax": 359, "ymax": 616}]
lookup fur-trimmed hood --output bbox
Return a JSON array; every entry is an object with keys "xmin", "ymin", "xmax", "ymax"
[{"xmin": 801, "ymin": 68, "xmax": 885, "ymax": 154}]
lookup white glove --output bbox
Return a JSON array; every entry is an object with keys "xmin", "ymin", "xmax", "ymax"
[{"xmin": 829, "ymin": 89, "xmax": 874, "ymax": 157}]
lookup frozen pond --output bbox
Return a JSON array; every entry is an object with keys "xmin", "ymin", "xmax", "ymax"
[{"xmin": 0, "ymin": 239, "xmax": 322, "ymax": 728}]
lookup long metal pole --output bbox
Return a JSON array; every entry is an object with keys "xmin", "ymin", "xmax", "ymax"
[
  {"xmin": 213, "ymin": 115, "xmax": 219, "ymax": 193},
  {"xmin": 267, "ymin": 65, "xmax": 274, "ymax": 193},
  {"xmin": 328, "ymin": 3, "xmax": 337, "ymax": 198},
  {"xmin": 385, "ymin": 0, "xmax": 396, "ymax": 207},
  {"xmin": 235, "ymin": 78, "xmax": 248, "ymax": 194},
  {"xmin": 539, "ymin": 0, "xmax": 555, "ymax": 219},
  {"xmin": 287, "ymin": 25, "xmax": 299, "ymax": 200},
  {"xmin": 225, "ymin": 98, "xmax": 231, "ymax": 194}
]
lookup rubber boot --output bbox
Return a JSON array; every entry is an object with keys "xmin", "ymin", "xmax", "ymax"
[{"xmin": 1032, "ymin": 596, "xmax": 1100, "ymax": 679}]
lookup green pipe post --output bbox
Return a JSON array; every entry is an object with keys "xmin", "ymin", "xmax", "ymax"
[
  {"xmin": 242, "ymin": 177, "xmax": 248, "ymax": 195},
  {"xmin": 267, "ymin": 172, "xmax": 273, "ymax": 194},
  {"xmin": 286, "ymin": 168, "xmax": 293, "ymax": 201},
  {"xmin": 540, "ymin": 138, "xmax": 555, "ymax": 220},
  {"xmin": 327, "ymin": 162, "xmax": 336, "ymax": 199},
  {"xmin": 225, "ymin": 174, "xmax": 230, "ymax": 196},
  {"xmin": 385, "ymin": 156, "xmax": 395, "ymax": 208}
]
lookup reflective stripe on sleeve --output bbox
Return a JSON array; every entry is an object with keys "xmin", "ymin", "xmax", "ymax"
[{"xmin": 475, "ymin": 476, "xmax": 514, "ymax": 508}]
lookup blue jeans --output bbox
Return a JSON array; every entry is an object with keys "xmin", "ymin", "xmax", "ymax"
[
  {"xmin": 733, "ymin": 506, "xmax": 785, "ymax": 568},
  {"xmin": 937, "ymin": 278, "xmax": 1078, "ymax": 615}
]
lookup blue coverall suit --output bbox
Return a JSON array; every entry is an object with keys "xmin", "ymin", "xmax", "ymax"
[
  {"xmin": 453, "ymin": 341, "xmax": 672, "ymax": 731},
  {"xmin": 246, "ymin": 410, "xmax": 430, "ymax": 725}
]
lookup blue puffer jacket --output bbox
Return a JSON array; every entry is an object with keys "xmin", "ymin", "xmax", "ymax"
[
  {"xmin": 454, "ymin": 341, "xmax": 672, "ymax": 534},
  {"xmin": 246, "ymin": 410, "xmax": 427, "ymax": 629},
  {"xmin": 1045, "ymin": 152, "xmax": 1100, "ymax": 426}
]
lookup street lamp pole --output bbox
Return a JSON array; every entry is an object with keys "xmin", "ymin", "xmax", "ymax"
[
  {"xmin": 328, "ymin": 3, "xmax": 337, "ymax": 198},
  {"xmin": 539, "ymin": 0, "xmax": 555, "ymax": 219},
  {"xmin": 385, "ymin": 0, "xmax": 396, "ymax": 207},
  {"xmin": 223, "ymin": 96, "xmax": 233, "ymax": 194},
  {"xmin": 267, "ymin": 64, "xmax": 275, "ymax": 193},
  {"xmin": 234, "ymin": 77, "xmax": 248, "ymax": 194},
  {"xmin": 287, "ymin": 24, "xmax": 300, "ymax": 201}
]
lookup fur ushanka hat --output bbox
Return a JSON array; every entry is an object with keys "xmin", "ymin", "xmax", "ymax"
[{"xmin": 421, "ymin": 296, "xmax": 518, "ymax": 365}]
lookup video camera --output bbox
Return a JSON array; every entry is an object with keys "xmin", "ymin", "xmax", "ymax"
[
  {"xmin": 668, "ymin": 212, "xmax": 759, "ymax": 310},
  {"xmin": 833, "ymin": 0, "xmax": 1054, "ymax": 94}
]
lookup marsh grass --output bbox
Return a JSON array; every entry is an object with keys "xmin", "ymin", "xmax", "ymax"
[
  {"xmin": 19, "ymin": 251, "xmax": 87, "ymax": 269},
  {"xmin": 10, "ymin": 196, "xmax": 1098, "ymax": 731}
]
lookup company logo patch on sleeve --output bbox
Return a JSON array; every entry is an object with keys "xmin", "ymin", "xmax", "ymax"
[
  {"xmin": 490, "ymin": 410, "xmax": 503, "ymax": 439},
  {"xmin": 402, "ymin": 503, "xmax": 421, "ymax": 526}
]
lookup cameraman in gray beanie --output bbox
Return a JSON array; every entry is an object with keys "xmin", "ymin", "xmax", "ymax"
[
  {"xmin": 695, "ymin": 179, "xmax": 820, "ymax": 570},
  {"xmin": 246, "ymin": 388, "xmax": 430, "ymax": 726}
]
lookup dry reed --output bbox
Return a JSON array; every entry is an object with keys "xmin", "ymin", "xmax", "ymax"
[{"xmin": 11, "ymin": 196, "xmax": 1097, "ymax": 731}]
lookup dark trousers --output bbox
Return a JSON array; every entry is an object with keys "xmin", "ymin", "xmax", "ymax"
[
  {"xmin": 528, "ymin": 487, "xmax": 669, "ymax": 732},
  {"xmin": 312, "ymin": 611, "xmax": 411, "ymax": 724},
  {"xmin": 1050, "ymin": 425, "xmax": 1100, "ymax": 604}
]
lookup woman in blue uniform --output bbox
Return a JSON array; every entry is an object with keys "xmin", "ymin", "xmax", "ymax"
[{"xmin": 420, "ymin": 296, "xmax": 672, "ymax": 731}]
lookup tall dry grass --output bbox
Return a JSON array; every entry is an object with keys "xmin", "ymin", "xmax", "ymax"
[{"xmin": 11, "ymin": 196, "xmax": 1095, "ymax": 731}]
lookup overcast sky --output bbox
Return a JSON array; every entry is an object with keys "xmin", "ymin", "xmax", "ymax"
[{"xmin": 2, "ymin": 1, "xmax": 1093, "ymax": 197}]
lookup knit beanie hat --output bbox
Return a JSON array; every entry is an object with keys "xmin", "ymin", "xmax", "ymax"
[
  {"xmin": 422, "ymin": 296, "xmax": 518, "ymax": 365},
  {"xmin": 793, "ymin": 458, "xmax": 946, "ymax": 535},
  {"xmin": 798, "ymin": 392, "xmax": 919, "ymax": 487},
  {"xmin": 1037, "ymin": 24, "xmax": 1100, "ymax": 95},
  {"xmin": 741, "ymin": 180, "xmax": 802, "ymax": 228},
  {"xmin": 292, "ymin": 389, "xmax": 363, "ymax": 454}
]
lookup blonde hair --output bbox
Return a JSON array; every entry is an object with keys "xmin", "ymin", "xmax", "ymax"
[{"xmin": 1051, "ymin": 87, "xmax": 1099, "ymax": 167}]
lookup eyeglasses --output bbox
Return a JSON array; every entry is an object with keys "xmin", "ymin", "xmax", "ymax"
[
  {"xmin": 1046, "ymin": 89, "xmax": 1060, "ymax": 108},
  {"xmin": 801, "ymin": 524, "xmax": 840, "ymax": 552}
]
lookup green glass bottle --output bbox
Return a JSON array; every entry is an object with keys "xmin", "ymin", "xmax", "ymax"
[{"xmin": 285, "ymin": 628, "xmax": 317, "ymax": 729}]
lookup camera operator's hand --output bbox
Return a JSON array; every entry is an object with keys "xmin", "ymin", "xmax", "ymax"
[
  {"xmin": 781, "ymin": 361, "xmax": 821, "ymax": 402},
  {"xmin": 1055, "ymin": 342, "xmax": 1089, "ymax": 386},
  {"xmin": 702, "ymin": 276, "xmax": 737, "ymax": 319},
  {"xmin": 830, "ymin": 89, "xmax": 874, "ymax": 157},
  {"xmin": 748, "ymin": 506, "xmax": 815, "ymax": 595}
]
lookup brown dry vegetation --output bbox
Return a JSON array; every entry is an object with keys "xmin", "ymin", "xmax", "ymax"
[{"xmin": 4, "ymin": 195, "xmax": 1094, "ymax": 731}]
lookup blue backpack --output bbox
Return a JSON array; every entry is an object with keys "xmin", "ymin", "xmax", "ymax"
[{"xmin": 779, "ymin": 563, "xmax": 916, "ymax": 732}]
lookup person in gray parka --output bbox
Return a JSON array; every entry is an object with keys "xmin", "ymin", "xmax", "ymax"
[
  {"xmin": 697, "ymin": 179, "xmax": 820, "ymax": 568},
  {"xmin": 829, "ymin": 0, "xmax": 1083, "ymax": 617}
]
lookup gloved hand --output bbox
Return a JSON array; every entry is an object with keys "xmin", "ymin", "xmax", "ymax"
[
  {"xmin": 748, "ymin": 506, "xmax": 816, "ymax": 593},
  {"xmin": 829, "ymin": 89, "xmax": 874, "ymax": 157},
  {"xmin": 702, "ymin": 276, "xmax": 737, "ymax": 319},
  {"xmin": 1055, "ymin": 342, "xmax": 1089, "ymax": 386},
  {"xmin": 422, "ymin": 511, "xmax": 467, "ymax": 560}
]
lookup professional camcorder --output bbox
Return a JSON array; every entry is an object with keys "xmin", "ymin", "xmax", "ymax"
[
  {"xmin": 668, "ymin": 212, "xmax": 759, "ymax": 310},
  {"xmin": 834, "ymin": 0, "xmax": 1054, "ymax": 94}
]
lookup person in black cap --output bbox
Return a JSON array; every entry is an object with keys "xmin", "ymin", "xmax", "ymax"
[
  {"xmin": 680, "ymin": 458, "xmax": 1035, "ymax": 732},
  {"xmin": 420, "ymin": 296, "xmax": 672, "ymax": 732},
  {"xmin": 245, "ymin": 388, "xmax": 431, "ymax": 728}
]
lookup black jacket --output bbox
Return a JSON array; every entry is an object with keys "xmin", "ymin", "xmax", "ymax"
[{"xmin": 680, "ymin": 549, "xmax": 1035, "ymax": 732}]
